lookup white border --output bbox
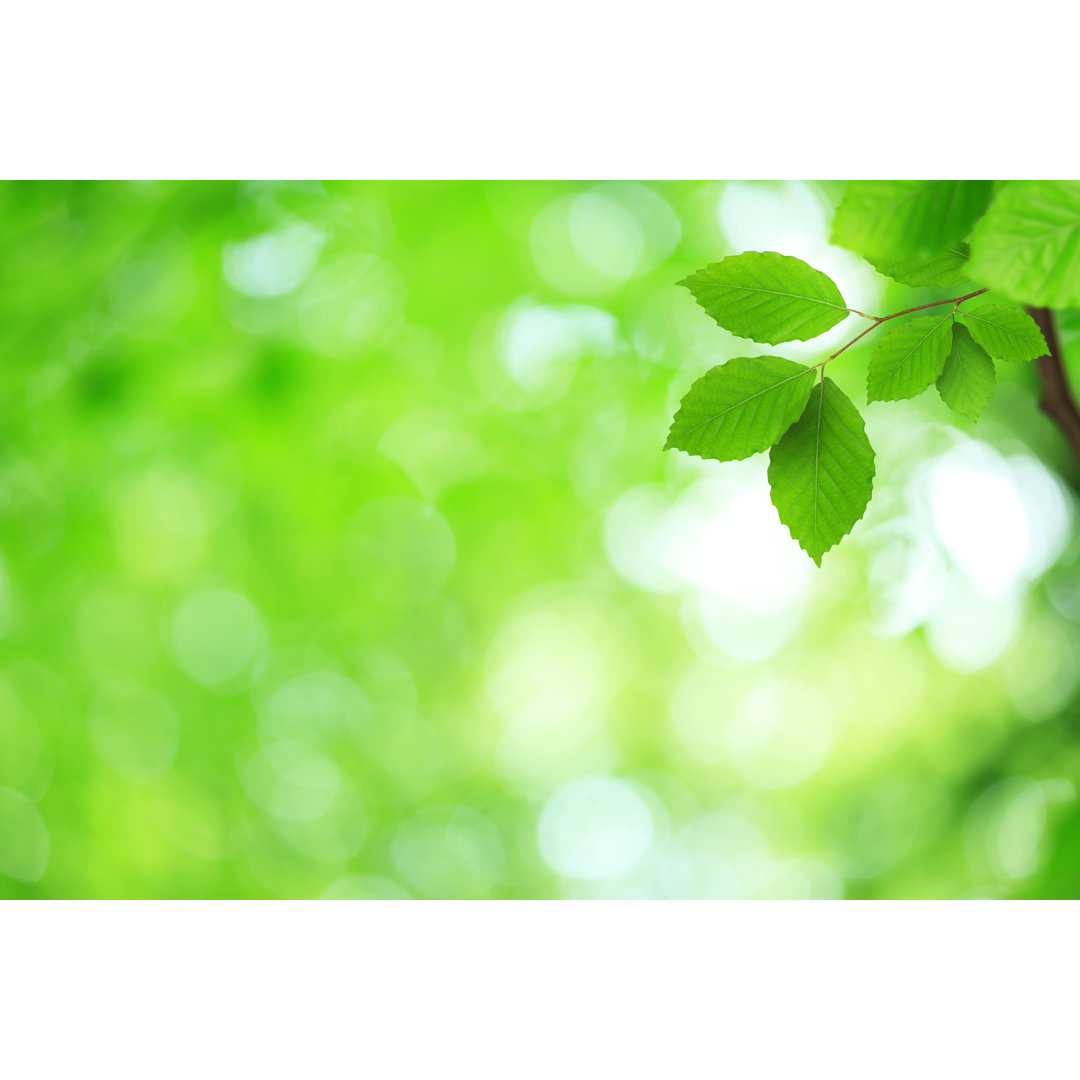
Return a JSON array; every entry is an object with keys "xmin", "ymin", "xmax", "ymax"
[
  {"xmin": 1, "ymin": 2, "xmax": 1076, "ymax": 177},
  {"xmin": 1, "ymin": 901, "xmax": 1074, "ymax": 1077}
]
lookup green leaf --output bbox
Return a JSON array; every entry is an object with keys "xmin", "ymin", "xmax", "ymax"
[
  {"xmin": 869, "ymin": 242, "xmax": 970, "ymax": 289},
  {"xmin": 664, "ymin": 356, "xmax": 816, "ymax": 462},
  {"xmin": 768, "ymin": 375, "xmax": 875, "ymax": 566},
  {"xmin": 866, "ymin": 311, "xmax": 953, "ymax": 402},
  {"xmin": 960, "ymin": 303, "xmax": 1047, "ymax": 362},
  {"xmin": 936, "ymin": 323, "xmax": 995, "ymax": 420},
  {"xmin": 968, "ymin": 181, "xmax": 1080, "ymax": 308},
  {"xmin": 832, "ymin": 181, "xmax": 994, "ymax": 261},
  {"xmin": 678, "ymin": 251, "xmax": 851, "ymax": 345}
]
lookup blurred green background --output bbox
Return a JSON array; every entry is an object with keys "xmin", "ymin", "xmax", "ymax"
[{"xmin": 2, "ymin": 179, "xmax": 1080, "ymax": 899}]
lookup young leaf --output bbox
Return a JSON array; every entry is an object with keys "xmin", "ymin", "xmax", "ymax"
[
  {"xmin": 768, "ymin": 375, "xmax": 875, "ymax": 566},
  {"xmin": 866, "ymin": 312, "xmax": 953, "ymax": 402},
  {"xmin": 678, "ymin": 251, "xmax": 850, "ymax": 345},
  {"xmin": 959, "ymin": 303, "xmax": 1048, "ymax": 363},
  {"xmin": 832, "ymin": 181, "xmax": 993, "ymax": 261},
  {"xmin": 936, "ymin": 324, "xmax": 995, "ymax": 420},
  {"xmin": 664, "ymin": 356, "xmax": 816, "ymax": 462},
  {"xmin": 968, "ymin": 181, "xmax": 1080, "ymax": 308},
  {"xmin": 869, "ymin": 243, "xmax": 970, "ymax": 289}
]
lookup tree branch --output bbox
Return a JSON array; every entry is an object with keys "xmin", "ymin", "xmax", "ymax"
[{"xmin": 1026, "ymin": 306, "xmax": 1080, "ymax": 464}]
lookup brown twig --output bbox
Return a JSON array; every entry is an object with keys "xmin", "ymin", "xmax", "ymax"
[
  {"xmin": 1026, "ymin": 306, "xmax": 1080, "ymax": 464},
  {"xmin": 828, "ymin": 287, "xmax": 989, "ymax": 362},
  {"xmin": 876, "ymin": 287, "xmax": 989, "ymax": 325}
]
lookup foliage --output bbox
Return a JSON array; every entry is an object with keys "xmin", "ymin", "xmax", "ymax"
[
  {"xmin": 767, "ymin": 376, "xmax": 875, "ymax": 566},
  {"xmin": 831, "ymin": 181, "xmax": 993, "ymax": 261},
  {"xmin": 867, "ymin": 312, "xmax": 954, "ymax": 403},
  {"xmin": 869, "ymin": 242, "xmax": 970, "ymax": 289},
  {"xmin": 935, "ymin": 324, "xmax": 995, "ymax": 421},
  {"xmin": 961, "ymin": 304, "xmax": 1050, "ymax": 364},
  {"xmin": 969, "ymin": 181, "xmax": 1080, "ymax": 308},
  {"xmin": 664, "ymin": 356, "xmax": 815, "ymax": 463},
  {"xmin": 678, "ymin": 251, "xmax": 850, "ymax": 344},
  {"xmin": 667, "ymin": 180, "xmax": 1068, "ymax": 563}
]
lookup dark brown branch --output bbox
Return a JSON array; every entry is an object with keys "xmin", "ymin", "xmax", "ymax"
[{"xmin": 1026, "ymin": 307, "xmax": 1080, "ymax": 464}]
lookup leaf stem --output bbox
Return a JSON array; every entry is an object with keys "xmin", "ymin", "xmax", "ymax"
[
  {"xmin": 826, "ymin": 287, "xmax": 988, "ymax": 363},
  {"xmin": 825, "ymin": 320, "xmax": 883, "ymax": 363}
]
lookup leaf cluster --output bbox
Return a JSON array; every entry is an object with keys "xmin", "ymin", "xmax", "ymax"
[{"xmin": 667, "ymin": 180, "xmax": 1076, "ymax": 564}]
